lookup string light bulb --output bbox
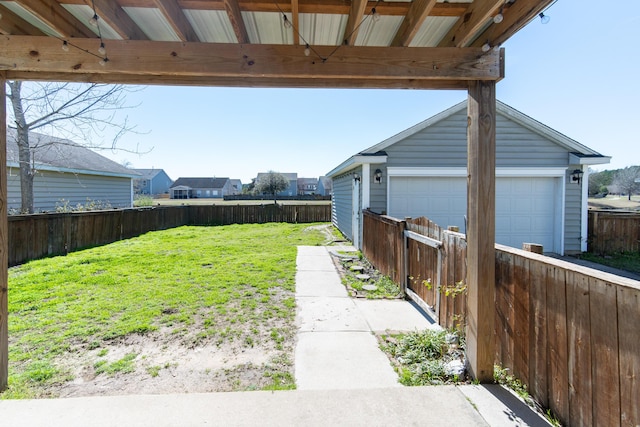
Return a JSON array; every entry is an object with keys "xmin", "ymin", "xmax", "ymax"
[
  {"xmin": 304, "ymin": 44, "xmax": 311, "ymax": 57},
  {"xmin": 62, "ymin": 40, "xmax": 70, "ymax": 52},
  {"xmin": 99, "ymin": 57, "xmax": 109, "ymax": 66},
  {"xmin": 539, "ymin": 12, "xmax": 550, "ymax": 24},
  {"xmin": 89, "ymin": 13, "xmax": 99, "ymax": 26},
  {"xmin": 481, "ymin": 42, "xmax": 491, "ymax": 52},
  {"xmin": 493, "ymin": 12, "xmax": 503, "ymax": 24},
  {"xmin": 98, "ymin": 42, "xmax": 106, "ymax": 55},
  {"xmin": 283, "ymin": 15, "xmax": 292, "ymax": 29},
  {"xmin": 371, "ymin": 8, "xmax": 381, "ymax": 23}
]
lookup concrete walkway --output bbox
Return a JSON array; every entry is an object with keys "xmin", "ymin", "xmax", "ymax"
[{"xmin": 0, "ymin": 245, "xmax": 552, "ymax": 426}]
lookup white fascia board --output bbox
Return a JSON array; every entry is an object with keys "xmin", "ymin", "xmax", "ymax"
[
  {"xmin": 326, "ymin": 155, "xmax": 387, "ymax": 177},
  {"xmin": 569, "ymin": 153, "xmax": 611, "ymax": 166},
  {"xmin": 387, "ymin": 167, "xmax": 566, "ymax": 177}
]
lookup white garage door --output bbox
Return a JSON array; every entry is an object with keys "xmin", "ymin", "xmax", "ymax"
[{"xmin": 389, "ymin": 176, "xmax": 559, "ymax": 252}]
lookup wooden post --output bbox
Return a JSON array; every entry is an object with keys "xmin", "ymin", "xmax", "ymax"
[
  {"xmin": 0, "ymin": 72, "xmax": 8, "ymax": 391},
  {"xmin": 465, "ymin": 81, "xmax": 496, "ymax": 382}
]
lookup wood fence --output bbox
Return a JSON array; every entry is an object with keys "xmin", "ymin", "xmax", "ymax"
[
  {"xmin": 588, "ymin": 210, "xmax": 640, "ymax": 254},
  {"xmin": 362, "ymin": 210, "xmax": 640, "ymax": 427},
  {"xmin": 8, "ymin": 204, "xmax": 331, "ymax": 266}
]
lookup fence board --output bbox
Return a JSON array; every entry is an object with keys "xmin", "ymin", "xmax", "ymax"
[
  {"xmin": 528, "ymin": 260, "xmax": 549, "ymax": 408},
  {"xmin": 589, "ymin": 278, "xmax": 620, "ymax": 427},
  {"xmin": 566, "ymin": 271, "xmax": 592, "ymax": 426},
  {"xmin": 512, "ymin": 254, "xmax": 530, "ymax": 387},
  {"xmin": 617, "ymin": 285, "xmax": 640, "ymax": 427},
  {"xmin": 495, "ymin": 250, "xmax": 514, "ymax": 371},
  {"xmin": 546, "ymin": 266, "xmax": 570, "ymax": 424}
]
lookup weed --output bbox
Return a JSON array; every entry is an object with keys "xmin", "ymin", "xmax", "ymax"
[
  {"xmin": 94, "ymin": 353, "xmax": 137, "ymax": 376},
  {"xmin": 146, "ymin": 365, "xmax": 161, "ymax": 378}
]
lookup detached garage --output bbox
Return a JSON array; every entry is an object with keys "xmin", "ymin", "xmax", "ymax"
[{"xmin": 327, "ymin": 100, "xmax": 610, "ymax": 255}]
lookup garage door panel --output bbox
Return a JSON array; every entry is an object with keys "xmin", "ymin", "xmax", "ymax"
[{"xmin": 390, "ymin": 176, "xmax": 559, "ymax": 252}]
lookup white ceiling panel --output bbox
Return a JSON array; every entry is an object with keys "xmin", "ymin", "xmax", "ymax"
[
  {"xmin": 62, "ymin": 4, "xmax": 123, "ymax": 40},
  {"xmin": 184, "ymin": 9, "xmax": 237, "ymax": 43},
  {"xmin": 123, "ymin": 7, "xmax": 181, "ymax": 42},
  {"xmin": 299, "ymin": 13, "xmax": 347, "ymax": 46},
  {"xmin": 0, "ymin": 0, "xmax": 62, "ymax": 37},
  {"xmin": 355, "ymin": 16, "xmax": 404, "ymax": 47},
  {"xmin": 242, "ymin": 11, "xmax": 293, "ymax": 45},
  {"xmin": 409, "ymin": 16, "xmax": 458, "ymax": 47}
]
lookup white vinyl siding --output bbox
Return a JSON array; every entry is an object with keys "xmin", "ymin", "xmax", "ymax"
[{"xmin": 7, "ymin": 168, "xmax": 132, "ymax": 213}]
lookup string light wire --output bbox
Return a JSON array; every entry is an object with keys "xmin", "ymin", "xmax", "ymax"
[{"xmin": 274, "ymin": 0, "xmax": 381, "ymax": 63}]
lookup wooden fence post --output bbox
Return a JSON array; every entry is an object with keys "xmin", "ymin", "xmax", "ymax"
[
  {"xmin": 466, "ymin": 81, "xmax": 496, "ymax": 382},
  {"xmin": 0, "ymin": 73, "xmax": 8, "ymax": 391}
]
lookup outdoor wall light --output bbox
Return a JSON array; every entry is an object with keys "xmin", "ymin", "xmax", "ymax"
[
  {"xmin": 374, "ymin": 169, "xmax": 383, "ymax": 184},
  {"xmin": 570, "ymin": 169, "xmax": 584, "ymax": 184},
  {"xmin": 354, "ymin": 173, "xmax": 360, "ymax": 182}
]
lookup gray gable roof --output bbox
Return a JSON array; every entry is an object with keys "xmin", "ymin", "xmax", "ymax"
[
  {"xmin": 134, "ymin": 168, "xmax": 170, "ymax": 180},
  {"xmin": 6, "ymin": 128, "xmax": 139, "ymax": 178},
  {"xmin": 171, "ymin": 177, "xmax": 229, "ymax": 189},
  {"xmin": 328, "ymin": 100, "xmax": 610, "ymax": 177}
]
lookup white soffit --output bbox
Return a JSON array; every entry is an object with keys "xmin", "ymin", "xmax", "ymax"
[
  {"xmin": 242, "ymin": 11, "xmax": 293, "ymax": 45},
  {"xmin": 409, "ymin": 16, "xmax": 458, "ymax": 47},
  {"xmin": 62, "ymin": 4, "xmax": 122, "ymax": 40},
  {"xmin": 355, "ymin": 15, "xmax": 404, "ymax": 46},
  {"xmin": 299, "ymin": 13, "xmax": 347, "ymax": 46},
  {"xmin": 184, "ymin": 9, "xmax": 237, "ymax": 43},
  {"xmin": 0, "ymin": 1, "xmax": 63, "ymax": 37},
  {"xmin": 123, "ymin": 7, "xmax": 181, "ymax": 42}
]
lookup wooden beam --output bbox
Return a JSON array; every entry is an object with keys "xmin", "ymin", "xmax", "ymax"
[
  {"xmin": 154, "ymin": 0, "xmax": 200, "ymax": 42},
  {"xmin": 290, "ymin": 0, "xmax": 299, "ymax": 45},
  {"xmin": 0, "ymin": 71, "xmax": 8, "ymax": 392},
  {"xmin": 88, "ymin": 0, "xmax": 149, "ymax": 40},
  {"xmin": 343, "ymin": 0, "xmax": 368, "ymax": 46},
  {"xmin": 391, "ymin": 0, "xmax": 437, "ymax": 47},
  {"xmin": 0, "ymin": 36, "xmax": 504, "ymax": 83},
  {"xmin": 439, "ymin": 0, "xmax": 503, "ymax": 47},
  {"xmin": 465, "ymin": 79, "xmax": 496, "ymax": 383},
  {"xmin": 470, "ymin": 0, "xmax": 555, "ymax": 48},
  {"xmin": 14, "ymin": 0, "xmax": 95, "ymax": 38},
  {"xmin": 1, "ymin": 71, "xmax": 473, "ymax": 89},
  {"xmin": 0, "ymin": 4, "xmax": 47, "ymax": 36}
]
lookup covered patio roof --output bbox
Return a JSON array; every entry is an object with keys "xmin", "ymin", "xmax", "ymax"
[
  {"xmin": 0, "ymin": 0, "xmax": 552, "ymax": 89},
  {"xmin": 0, "ymin": 0, "xmax": 556, "ymax": 390}
]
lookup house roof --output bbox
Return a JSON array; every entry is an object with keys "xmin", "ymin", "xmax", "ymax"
[
  {"xmin": 6, "ymin": 128, "xmax": 139, "ymax": 179},
  {"xmin": 171, "ymin": 177, "xmax": 229, "ymax": 189},
  {"xmin": 327, "ymin": 100, "xmax": 610, "ymax": 177},
  {"xmin": 133, "ymin": 168, "xmax": 171, "ymax": 181},
  {"xmin": 0, "ymin": 1, "xmax": 554, "ymax": 89}
]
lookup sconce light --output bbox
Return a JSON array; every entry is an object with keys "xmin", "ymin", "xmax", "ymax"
[
  {"xmin": 374, "ymin": 169, "xmax": 382, "ymax": 184},
  {"xmin": 353, "ymin": 173, "xmax": 360, "ymax": 182},
  {"xmin": 570, "ymin": 169, "xmax": 584, "ymax": 184}
]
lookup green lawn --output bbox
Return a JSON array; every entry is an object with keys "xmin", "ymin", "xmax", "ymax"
[
  {"xmin": 3, "ymin": 223, "xmax": 331, "ymax": 398},
  {"xmin": 579, "ymin": 251, "xmax": 640, "ymax": 274}
]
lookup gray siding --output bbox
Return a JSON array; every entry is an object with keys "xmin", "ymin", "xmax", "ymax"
[
  {"xmin": 8, "ymin": 168, "xmax": 132, "ymax": 213},
  {"xmin": 385, "ymin": 110, "xmax": 569, "ymax": 168},
  {"xmin": 564, "ymin": 175, "xmax": 583, "ymax": 253},
  {"xmin": 331, "ymin": 169, "xmax": 359, "ymax": 241},
  {"xmin": 369, "ymin": 167, "xmax": 387, "ymax": 214}
]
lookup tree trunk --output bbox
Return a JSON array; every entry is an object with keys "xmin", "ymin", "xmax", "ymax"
[{"xmin": 7, "ymin": 81, "xmax": 35, "ymax": 213}]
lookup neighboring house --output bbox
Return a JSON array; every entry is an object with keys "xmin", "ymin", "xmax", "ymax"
[
  {"xmin": 255, "ymin": 172, "xmax": 298, "ymax": 196},
  {"xmin": 133, "ymin": 168, "xmax": 173, "ymax": 195},
  {"xmin": 228, "ymin": 179, "xmax": 243, "ymax": 195},
  {"xmin": 7, "ymin": 128, "xmax": 139, "ymax": 213},
  {"xmin": 317, "ymin": 176, "xmax": 332, "ymax": 196},
  {"xmin": 297, "ymin": 177, "xmax": 318, "ymax": 195},
  {"xmin": 327, "ymin": 100, "xmax": 610, "ymax": 254},
  {"xmin": 170, "ymin": 177, "xmax": 233, "ymax": 199}
]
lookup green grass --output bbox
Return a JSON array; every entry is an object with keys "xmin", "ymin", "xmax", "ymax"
[
  {"xmin": 4, "ymin": 223, "xmax": 328, "ymax": 398},
  {"xmin": 380, "ymin": 329, "xmax": 465, "ymax": 386},
  {"xmin": 578, "ymin": 251, "xmax": 640, "ymax": 274}
]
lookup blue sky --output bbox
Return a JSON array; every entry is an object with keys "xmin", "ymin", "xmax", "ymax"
[{"xmin": 105, "ymin": 0, "xmax": 640, "ymax": 184}]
